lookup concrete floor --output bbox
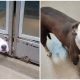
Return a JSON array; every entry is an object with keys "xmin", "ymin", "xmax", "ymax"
[
  {"xmin": 0, "ymin": 54, "xmax": 39, "ymax": 79},
  {"xmin": 41, "ymin": 44, "xmax": 80, "ymax": 79}
]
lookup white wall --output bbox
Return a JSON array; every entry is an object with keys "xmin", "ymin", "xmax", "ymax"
[{"xmin": 41, "ymin": 1, "xmax": 80, "ymax": 21}]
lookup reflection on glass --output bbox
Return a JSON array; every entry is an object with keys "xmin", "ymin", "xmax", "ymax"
[
  {"xmin": 22, "ymin": 1, "xmax": 39, "ymax": 37},
  {"xmin": 0, "ymin": 1, "xmax": 6, "ymax": 30}
]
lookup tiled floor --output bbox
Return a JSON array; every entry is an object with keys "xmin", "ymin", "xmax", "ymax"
[{"xmin": 0, "ymin": 54, "xmax": 39, "ymax": 79}]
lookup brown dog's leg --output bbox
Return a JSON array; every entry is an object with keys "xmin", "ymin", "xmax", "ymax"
[
  {"xmin": 41, "ymin": 32, "xmax": 52, "ymax": 57},
  {"xmin": 69, "ymin": 41, "xmax": 79, "ymax": 65}
]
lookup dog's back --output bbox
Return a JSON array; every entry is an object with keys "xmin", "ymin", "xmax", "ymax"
[
  {"xmin": 41, "ymin": 7, "xmax": 80, "ymax": 65},
  {"xmin": 41, "ymin": 7, "xmax": 78, "ymax": 47}
]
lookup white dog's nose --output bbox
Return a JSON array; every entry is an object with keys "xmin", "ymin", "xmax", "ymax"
[
  {"xmin": 1, "ymin": 45, "xmax": 6, "ymax": 51},
  {"xmin": 0, "ymin": 38, "xmax": 9, "ymax": 53}
]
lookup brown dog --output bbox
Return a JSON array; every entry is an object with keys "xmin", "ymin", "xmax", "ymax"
[{"xmin": 41, "ymin": 7, "xmax": 80, "ymax": 65}]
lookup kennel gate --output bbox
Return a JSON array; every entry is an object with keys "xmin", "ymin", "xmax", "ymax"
[{"xmin": 0, "ymin": 1, "xmax": 39, "ymax": 65}]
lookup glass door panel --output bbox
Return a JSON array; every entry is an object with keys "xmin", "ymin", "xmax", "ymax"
[
  {"xmin": 19, "ymin": 1, "xmax": 39, "ymax": 41},
  {"xmin": 22, "ymin": 1, "xmax": 39, "ymax": 37},
  {"xmin": 0, "ymin": 1, "xmax": 6, "ymax": 30}
]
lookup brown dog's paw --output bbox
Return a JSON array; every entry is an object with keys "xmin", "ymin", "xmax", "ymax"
[{"xmin": 72, "ymin": 57, "xmax": 79, "ymax": 65}]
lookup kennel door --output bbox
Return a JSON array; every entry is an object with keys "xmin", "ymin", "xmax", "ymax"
[
  {"xmin": 0, "ymin": 1, "xmax": 13, "ymax": 55},
  {"xmin": 14, "ymin": 1, "xmax": 39, "ymax": 64}
]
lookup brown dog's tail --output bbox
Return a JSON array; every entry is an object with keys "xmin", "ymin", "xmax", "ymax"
[{"xmin": 47, "ymin": 33, "xmax": 51, "ymax": 39}]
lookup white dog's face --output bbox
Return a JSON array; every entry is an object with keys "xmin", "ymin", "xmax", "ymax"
[
  {"xmin": 0, "ymin": 38, "xmax": 9, "ymax": 53},
  {"xmin": 75, "ymin": 24, "xmax": 80, "ymax": 50}
]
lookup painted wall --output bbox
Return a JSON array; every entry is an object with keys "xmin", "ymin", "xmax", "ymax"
[{"xmin": 41, "ymin": 1, "xmax": 80, "ymax": 21}]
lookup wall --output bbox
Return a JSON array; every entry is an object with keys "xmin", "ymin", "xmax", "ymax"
[{"xmin": 41, "ymin": 1, "xmax": 80, "ymax": 21}]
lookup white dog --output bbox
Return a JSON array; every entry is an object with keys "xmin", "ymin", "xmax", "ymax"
[{"xmin": 0, "ymin": 38, "xmax": 9, "ymax": 53}]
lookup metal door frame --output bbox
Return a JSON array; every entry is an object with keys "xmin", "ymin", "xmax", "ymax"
[
  {"xmin": 13, "ymin": 1, "xmax": 20, "ymax": 56},
  {"xmin": 8, "ymin": 1, "xmax": 14, "ymax": 55}
]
